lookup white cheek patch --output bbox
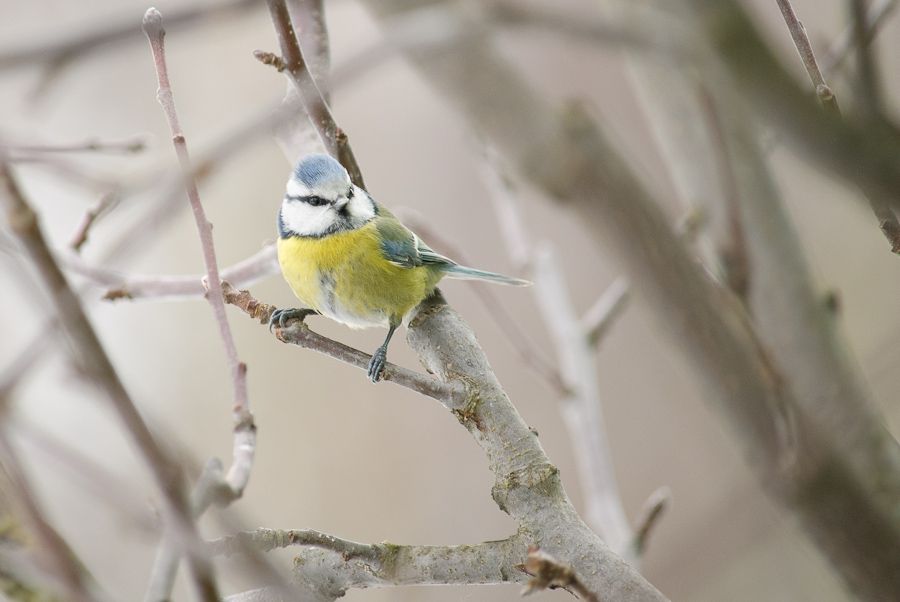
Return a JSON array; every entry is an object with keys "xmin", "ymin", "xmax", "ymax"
[
  {"xmin": 347, "ymin": 188, "xmax": 375, "ymax": 222},
  {"xmin": 281, "ymin": 201, "xmax": 337, "ymax": 237}
]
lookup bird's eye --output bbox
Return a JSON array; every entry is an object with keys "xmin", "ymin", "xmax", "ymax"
[
  {"xmin": 347, "ymin": 187, "xmax": 354, "ymax": 199},
  {"xmin": 304, "ymin": 196, "xmax": 327, "ymax": 207}
]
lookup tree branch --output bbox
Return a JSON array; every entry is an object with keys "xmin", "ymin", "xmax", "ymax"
[
  {"xmin": 483, "ymin": 159, "xmax": 638, "ymax": 562},
  {"xmin": 0, "ymin": 162, "xmax": 218, "ymax": 601},
  {"xmin": 260, "ymin": 0, "xmax": 364, "ymax": 187},
  {"xmin": 222, "ymin": 284, "xmax": 467, "ymax": 409},
  {"xmin": 62, "ymin": 243, "xmax": 279, "ymax": 301},
  {"xmin": 358, "ymin": 1, "xmax": 900, "ymax": 597},
  {"xmin": 220, "ymin": 532, "xmax": 526, "ymax": 602},
  {"xmin": 0, "ymin": 0, "xmax": 261, "ymax": 71},
  {"xmin": 773, "ymin": 0, "xmax": 900, "ymax": 253},
  {"xmin": 141, "ymin": 9, "xmax": 256, "ymax": 600}
]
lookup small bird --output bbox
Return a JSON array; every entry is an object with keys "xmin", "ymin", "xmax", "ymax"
[{"xmin": 272, "ymin": 153, "xmax": 529, "ymax": 382}]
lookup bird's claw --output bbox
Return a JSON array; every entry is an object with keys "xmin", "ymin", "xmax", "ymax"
[
  {"xmin": 268, "ymin": 308, "xmax": 314, "ymax": 333},
  {"xmin": 367, "ymin": 347, "xmax": 387, "ymax": 383}
]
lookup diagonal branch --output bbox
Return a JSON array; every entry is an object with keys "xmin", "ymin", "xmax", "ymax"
[
  {"xmin": 773, "ymin": 0, "xmax": 900, "ymax": 253},
  {"xmin": 0, "ymin": 162, "xmax": 218, "ymax": 601},
  {"xmin": 260, "ymin": 0, "xmax": 364, "ymax": 187},
  {"xmin": 357, "ymin": 1, "xmax": 900, "ymax": 597},
  {"xmin": 222, "ymin": 284, "xmax": 467, "ymax": 409}
]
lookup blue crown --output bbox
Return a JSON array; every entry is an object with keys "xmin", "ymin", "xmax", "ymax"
[{"xmin": 293, "ymin": 154, "xmax": 348, "ymax": 188}]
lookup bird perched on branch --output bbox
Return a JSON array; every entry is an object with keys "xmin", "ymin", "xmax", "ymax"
[{"xmin": 272, "ymin": 153, "xmax": 529, "ymax": 382}]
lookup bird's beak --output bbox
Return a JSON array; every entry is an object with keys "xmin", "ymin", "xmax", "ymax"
[{"xmin": 333, "ymin": 197, "xmax": 349, "ymax": 211}]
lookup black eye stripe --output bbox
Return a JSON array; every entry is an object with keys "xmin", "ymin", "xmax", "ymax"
[{"xmin": 286, "ymin": 194, "xmax": 329, "ymax": 207}]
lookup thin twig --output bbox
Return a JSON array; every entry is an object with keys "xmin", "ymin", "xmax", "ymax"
[
  {"xmin": 632, "ymin": 486, "xmax": 671, "ymax": 556},
  {"xmin": 396, "ymin": 212, "xmax": 568, "ymax": 395},
  {"xmin": 221, "ymin": 283, "xmax": 468, "ymax": 409},
  {"xmin": 822, "ymin": 0, "xmax": 897, "ymax": 74},
  {"xmin": 0, "ymin": 431, "xmax": 94, "ymax": 602},
  {"xmin": 774, "ymin": 0, "xmax": 840, "ymax": 114},
  {"xmin": 0, "ymin": 135, "xmax": 147, "ymax": 155},
  {"xmin": 141, "ymin": 8, "xmax": 256, "ymax": 600},
  {"xmin": 69, "ymin": 192, "xmax": 118, "ymax": 253},
  {"xmin": 259, "ymin": 0, "xmax": 364, "ymax": 187},
  {"xmin": 62, "ymin": 243, "xmax": 278, "ymax": 301},
  {"xmin": 774, "ymin": 0, "xmax": 900, "ymax": 253},
  {"xmin": 581, "ymin": 277, "xmax": 630, "ymax": 347},
  {"xmin": 850, "ymin": 0, "xmax": 884, "ymax": 117},
  {"xmin": 0, "ymin": 0, "xmax": 260, "ymax": 71},
  {"xmin": 0, "ymin": 162, "xmax": 218, "ymax": 600},
  {"xmin": 483, "ymin": 159, "xmax": 637, "ymax": 562}
]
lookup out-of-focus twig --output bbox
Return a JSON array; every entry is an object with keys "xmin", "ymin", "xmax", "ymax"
[
  {"xmin": 396, "ymin": 212, "xmax": 567, "ymax": 395},
  {"xmin": 0, "ymin": 432, "xmax": 95, "ymax": 602},
  {"xmin": 141, "ymin": 9, "xmax": 255, "ymax": 601},
  {"xmin": 773, "ymin": 0, "xmax": 900, "ymax": 253},
  {"xmin": 849, "ymin": 0, "xmax": 884, "ymax": 117},
  {"xmin": 632, "ymin": 486, "xmax": 671, "ymax": 556},
  {"xmin": 484, "ymin": 159, "xmax": 645, "ymax": 564},
  {"xmin": 62, "ymin": 243, "xmax": 278, "ymax": 301},
  {"xmin": 0, "ymin": 135, "xmax": 147, "ymax": 156},
  {"xmin": 0, "ymin": 161, "xmax": 217, "ymax": 600},
  {"xmin": 822, "ymin": 0, "xmax": 897, "ymax": 74},
  {"xmin": 581, "ymin": 277, "xmax": 630, "ymax": 347},
  {"xmin": 69, "ymin": 192, "xmax": 118, "ymax": 253},
  {"xmin": 0, "ymin": 163, "xmax": 216, "ymax": 601},
  {"xmin": 0, "ymin": 0, "xmax": 261, "ymax": 71},
  {"xmin": 360, "ymin": 0, "xmax": 900, "ymax": 595}
]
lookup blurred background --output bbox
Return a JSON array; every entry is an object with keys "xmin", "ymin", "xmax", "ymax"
[{"xmin": 2, "ymin": 0, "xmax": 899, "ymax": 600}]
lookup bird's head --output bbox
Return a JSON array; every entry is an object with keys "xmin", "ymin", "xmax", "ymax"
[{"xmin": 279, "ymin": 153, "xmax": 375, "ymax": 237}]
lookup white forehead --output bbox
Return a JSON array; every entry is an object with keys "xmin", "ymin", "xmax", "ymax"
[{"xmin": 288, "ymin": 154, "xmax": 351, "ymax": 197}]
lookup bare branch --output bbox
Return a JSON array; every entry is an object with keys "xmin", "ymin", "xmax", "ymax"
[
  {"xmin": 849, "ymin": 0, "xmax": 884, "ymax": 117},
  {"xmin": 0, "ymin": 0, "xmax": 260, "ymax": 71},
  {"xmin": 358, "ymin": 1, "xmax": 900, "ymax": 596},
  {"xmin": 483, "ymin": 158, "xmax": 639, "ymax": 560},
  {"xmin": 61, "ymin": 243, "xmax": 279, "ymax": 301},
  {"xmin": 0, "ymin": 135, "xmax": 147, "ymax": 156},
  {"xmin": 394, "ymin": 212, "xmax": 567, "ymax": 395},
  {"xmin": 69, "ymin": 192, "xmax": 118, "ymax": 253},
  {"xmin": 0, "ymin": 432, "xmax": 95, "ymax": 602},
  {"xmin": 221, "ymin": 283, "xmax": 468, "ymax": 409},
  {"xmin": 774, "ymin": 0, "xmax": 840, "ymax": 114},
  {"xmin": 822, "ymin": 0, "xmax": 897, "ymax": 74},
  {"xmin": 141, "ymin": 9, "xmax": 256, "ymax": 600},
  {"xmin": 773, "ymin": 0, "xmax": 900, "ymax": 253},
  {"xmin": 581, "ymin": 277, "xmax": 630, "ymax": 347},
  {"xmin": 632, "ymin": 486, "xmax": 671, "ymax": 556},
  {"xmin": 260, "ymin": 0, "xmax": 364, "ymax": 187},
  {"xmin": 219, "ymin": 531, "xmax": 526, "ymax": 601},
  {"xmin": 0, "ymin": 162, "xmax": 223, "ymax": 589}
]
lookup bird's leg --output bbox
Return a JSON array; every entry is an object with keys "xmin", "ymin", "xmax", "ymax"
[
  {"xmin": 268, "ymin": 308, "xmax": 318, "ymax": 332},
  {"xmin": 367, "ymin": 324, "xmax": 398, "ymax": 383}
]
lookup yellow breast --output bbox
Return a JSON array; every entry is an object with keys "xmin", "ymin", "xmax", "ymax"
[{"xmin": 276, "ymin": 222, "xmax": 441, "ymax": 328}]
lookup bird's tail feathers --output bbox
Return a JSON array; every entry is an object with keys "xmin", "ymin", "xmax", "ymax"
[{"xmin": 443, "ymin": 265, "xmax": 531, "ymax": 286}]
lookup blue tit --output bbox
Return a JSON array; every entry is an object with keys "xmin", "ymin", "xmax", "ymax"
[{"xmin": 272, "ymin": 153, "xmax": 529, "ymax": 382}]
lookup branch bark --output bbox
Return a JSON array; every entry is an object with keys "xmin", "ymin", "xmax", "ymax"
[{"xmin": 357, "ymin": 1, "xmax": 900, "ymax": 598}]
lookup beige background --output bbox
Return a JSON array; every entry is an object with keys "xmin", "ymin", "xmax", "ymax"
[{"xmin": 2, "ymin": 0, "xmax": 899, "ymax": 600}]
